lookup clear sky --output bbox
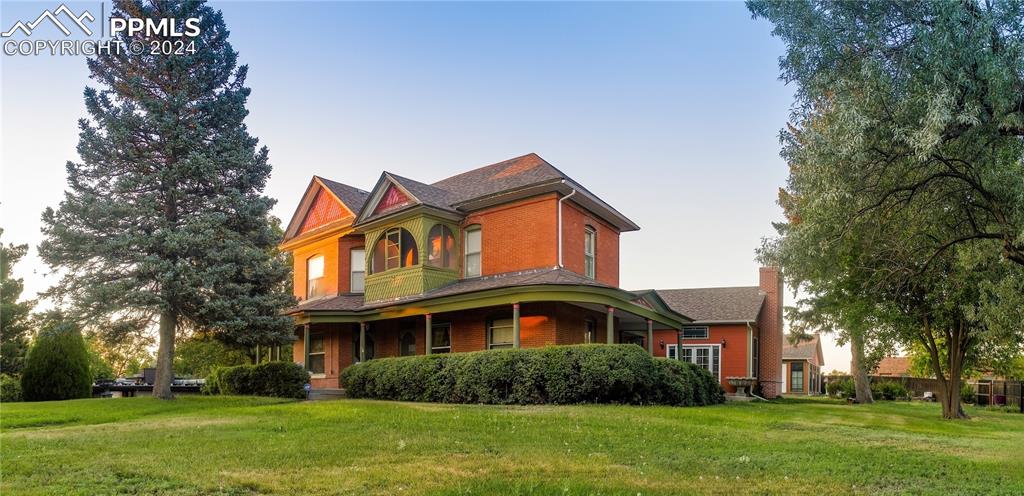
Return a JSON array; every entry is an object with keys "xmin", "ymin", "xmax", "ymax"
[{"xmin": 0, "ymin": 1, "xmax": 851, "ymax": 372}]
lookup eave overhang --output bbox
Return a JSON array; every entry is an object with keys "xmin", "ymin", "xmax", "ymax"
[{"xmin": 288, "ymin": 284, "xmax": 692, "ymax": 329}]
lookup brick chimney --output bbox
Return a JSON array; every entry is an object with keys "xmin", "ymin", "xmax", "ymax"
[{"xmin": 758, "ymin": 266, "xmax": 783, "ymax": 398}]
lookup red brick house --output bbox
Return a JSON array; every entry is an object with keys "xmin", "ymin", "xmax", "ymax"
[
  {"xmin": 782, "ymin": 335, "xmax": 825, "ymax": 395},
  {"xmin": 281, "ymin": 153, "xmax": 784, "ymax": 397}
]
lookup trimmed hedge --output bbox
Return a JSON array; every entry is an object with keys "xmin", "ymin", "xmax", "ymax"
[
  {"xmin": 204, "ymin": 361, "xmax": 310, "ymax": 399},
  {"xmin": 341, "ymin": 344, "xmax": 725, "ymax": 406}
]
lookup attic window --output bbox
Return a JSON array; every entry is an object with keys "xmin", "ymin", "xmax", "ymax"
[{"xmin": 371, "ymin": 228, "xmax": 418, "ymax": 273}]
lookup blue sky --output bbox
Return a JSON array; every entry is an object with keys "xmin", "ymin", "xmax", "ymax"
[{"xmin": 0, "ymin": 1, "xmax": 849, "ymax": 370}]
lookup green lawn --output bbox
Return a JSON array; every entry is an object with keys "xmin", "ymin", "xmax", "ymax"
[{"xmin": 1, "ymin": 396, "xmax": 1022, "ymax": 495}]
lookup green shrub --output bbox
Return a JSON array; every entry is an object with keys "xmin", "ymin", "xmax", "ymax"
[
  {"xmin": 1, "ymin": 374, "xmax": 23, "ymax": 402},
  {"xmin": 20, "ymin": 318, "xmax": 92, "ymax": 402},
  {"xmin": 204, "ymin": 362, "xmax": 310, "ymax": 399},
  {"xmin": 826, "ymin": 376, "xmax": 855, "ymax": 398},
  {"xmin": 341, "ymin": 344, "xmax": 725, "ymax": 406},
  {"xmin": 871, "ymin": 380, "xmax": 910, "ymax": 401},
  {"xmin": 960, "ymin": 382, "xmax": 976, "ymax": 404}
]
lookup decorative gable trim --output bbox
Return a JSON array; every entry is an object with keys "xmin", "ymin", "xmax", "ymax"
[
  {"xmin": 283, "ymin": 177, "xmax": 357, "ymax": 241},
  {"xmin": 356, "ymin": 173, "xmax": 422, "ymax": 224}
]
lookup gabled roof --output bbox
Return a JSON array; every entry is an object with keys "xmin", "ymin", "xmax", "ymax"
[
  {"xmin": 872, "ymin": 356, "xmax": 910, "ymax": 376},
  {"xmin": 356, "ymin": 172, "xmax": 460, "ymax": 225},
  {"xmin": 283, "ymin": 177, "xmax": 370, "ymax": 242},
  {"xmin": 783, "ymin": 335, "xmax": 824, "ymax": 365},
  {"xmin": 653, "ymin": 286, "xmax": 765, "ymax": 324},
  {"xmin": 317, "ymin": 176, "xmax": 371, "ymax": 214}
]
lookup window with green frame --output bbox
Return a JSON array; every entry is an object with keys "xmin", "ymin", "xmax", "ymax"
[{"xmin": 370, "ymin": 228, "xmax": 418, "ymax": 273}]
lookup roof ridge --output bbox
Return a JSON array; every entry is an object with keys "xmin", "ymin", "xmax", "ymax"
[
  {"xmin": 314, "ymin": 175, "xmax": 371, "ymax": 194},
  {"xmin": 430, "ymin": 153, "xmax": 546, "ymax": 186},
  {"xmin": 654, "ymin": 285, "xmax": 760, "ymax": 292}
]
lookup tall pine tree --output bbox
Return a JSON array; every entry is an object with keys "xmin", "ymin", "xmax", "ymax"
[
  {"xmin": 1, "ymin": 227, "xmax": 34, "ymax": 375},
  {"xmin": 39, "ymin": 0, "xmax": 294, "ymax": 399}
]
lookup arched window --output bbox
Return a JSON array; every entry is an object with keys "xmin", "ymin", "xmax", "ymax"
[
  {"xmin": 427, "ymin": 224, "xmax": 456, "ymax": 268},
  {"xmin": 371, "ymin": 228, "xmax": 418, "ymax": 273}
]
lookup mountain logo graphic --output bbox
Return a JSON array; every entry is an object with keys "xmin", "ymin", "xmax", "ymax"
[{"xmin": 2, "ymin": 4, "xmax": 95, "ymax": 37}]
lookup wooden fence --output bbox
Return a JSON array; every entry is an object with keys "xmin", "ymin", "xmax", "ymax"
[{"xmin": 824, "ymin": 375, "xmax": 1023, "ymax": 412}]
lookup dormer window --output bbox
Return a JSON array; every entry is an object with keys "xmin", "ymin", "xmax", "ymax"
[
  {"xmin": 306, "ymin": 255, "xmax": 326, "ymax": 299},
  {"xmin": 584, "ymin": 226, "xmax": 596, "ymax": 279},
  {"xmin": 371, "ymin": 228, "xmax": 418, "ymax": 274},
  {"xmin": 427, "ymin": 224, "xmax": 456, "ymax": 269}
]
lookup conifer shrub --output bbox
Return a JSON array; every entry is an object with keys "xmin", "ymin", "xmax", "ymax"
[
  {"xmin": 341, "ymin": 344, "xmax": 725, "ymax": 406},
  {"xmin": 20, "ymin": 319, "xmax": 92, "ymax": 402}
]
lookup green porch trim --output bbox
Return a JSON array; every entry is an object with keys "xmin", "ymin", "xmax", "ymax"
[{"xmin": 291, "ymin": 284, "xmax": 691, "ymax": 329}]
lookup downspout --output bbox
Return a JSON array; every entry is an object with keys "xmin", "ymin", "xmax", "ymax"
[{"xmin": 557, "ymin": 184, "xmax": 577, "ymax": 267}]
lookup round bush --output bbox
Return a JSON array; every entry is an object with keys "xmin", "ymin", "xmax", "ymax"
[
  {"xmin": 341, "ymin": 344, "xmax": 725, "ymax": 406},
  {"xmin": 1, "ymin": 374, "xmax": 23, "ymax": 402},
  {"xmin": 205, "ymin": 362, "xmax": 310, "ymax": 399},
  {"xmin": 20, "ymin": 319, "xmax": 92, "ymax": 402}
]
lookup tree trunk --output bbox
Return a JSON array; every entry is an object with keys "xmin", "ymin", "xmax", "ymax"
[
  {"xmin": 922, "ymin": 317, "xmax": 969, "ymax": 420},
  {"xmin": 152, "ymin": 310, "xmax": 178, "ymax": 400},
  {"xmin": 849, "ymin": 330, "xmax": 874, "ymax": 404}
]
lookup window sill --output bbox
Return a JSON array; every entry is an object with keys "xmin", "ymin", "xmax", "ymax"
[{"xmin": 310, "ymin": 373, "xmax": 326, "ymax": 379}]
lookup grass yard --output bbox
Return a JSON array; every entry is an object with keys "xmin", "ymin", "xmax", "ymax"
[{"xmin": 1, "ymin": 396, "xmax": 1022, "ymax": 495}]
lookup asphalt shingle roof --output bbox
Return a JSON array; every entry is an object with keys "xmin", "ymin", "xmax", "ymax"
[
  {"xmin": 653, "ymin": 286, "xmax": 765, "ymax": 323},
  {"xmin": 317, "ymin": 176, "xmax": 371, "ymax": 214},
  {"xmin": 431, "ymin": 153, "xmax": 569, "ymax": 204},
  {"xmin": 287, "ymin": 268, "xmax": 611, "ymax": 314},
  {"xmin": 783, "ymin": 335, "xmax": 820, "ymax": 360}
]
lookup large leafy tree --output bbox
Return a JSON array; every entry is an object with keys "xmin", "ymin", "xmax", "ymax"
[
  {"xmin": 749, "ymin": 1, "xmax": 1024, "ymax": 266},
  {"xmin": 1, "ymin": 228, "xmax": 34, "ymax": 375},
  {"xmin": 750, "ymin": 0, "xmax": 1024, "ymax": 419},
  {"xmin": 39, "ymin": 0, "xmax": 294, "ymax": 399}
]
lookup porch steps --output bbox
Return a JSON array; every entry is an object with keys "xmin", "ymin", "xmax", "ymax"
[{"xmin": 308, "ymin": 388, "xmax": 347, "ymax": 401}]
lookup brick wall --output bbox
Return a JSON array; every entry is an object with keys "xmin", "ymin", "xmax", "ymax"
[
  {"xmin": 461, "ymin": 194, "xmax": 559, "ymax": 276},
  {"xmin": 757, "ymin": 266, "xmax": 784, "ymax": 398},
  {"xmin": 560, "ymin": 201, "xmax": 620, "ymax": 287},
  {"xmin": 651, "ymin": 325, "xmax": 751, "ymax": 393},
  {"xmin": 554, "ymin": 304, "xmax": 612, "ymax": 344}
]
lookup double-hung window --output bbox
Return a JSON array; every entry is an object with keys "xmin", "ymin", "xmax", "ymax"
[
  {"xmin": 431, "ymin": 323, "xmax": 452, "ymax": 354},
  {"xmin": 308, "ymin": 334, "xmax": 325, "ymax": 374},
  {"xmin": 306, "ymin": 255, "xmax": 326, "ymax": 300},
  {"xmin": 350, "ymin": 248, "xmax": 365, "ymax": 293},
  {"xmin": 464, "ymin": 227, "xmax": 481, "ymax": 278},
  {"xmin": 584, "ymin": 226, "xmax": 596, "ymax": 279},
  {"xmin": 488, "ymin": 318, "xmax": 514, "ymax": 349}
]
